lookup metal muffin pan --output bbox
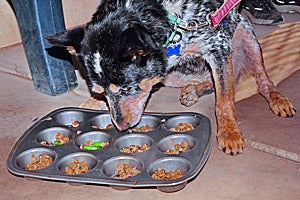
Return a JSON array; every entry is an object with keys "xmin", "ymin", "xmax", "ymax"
[{"xmin": 7, "ymin": 107, "xmax": 212, "ymax": 192}]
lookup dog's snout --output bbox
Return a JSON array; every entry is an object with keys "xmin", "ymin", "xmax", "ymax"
[
  {"xmin": 107, "ymin": 86, "xmax": 153, "ymax": 132},
  {"xmin": 115, "ymin": 120, "xmax": 131, "ymax": 131}
]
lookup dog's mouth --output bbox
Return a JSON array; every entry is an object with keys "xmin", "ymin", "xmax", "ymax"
[
  {"xmin": 105, "ymin": 77, "xmax": 161, "ymax": 131},
  {"xmin": 108, "ymin": 91, "xmax": 150, "ymax": 131}
]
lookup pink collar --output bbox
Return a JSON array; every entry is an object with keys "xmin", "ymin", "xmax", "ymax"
[{"xmin": 209, "ymin": 0, "xmax": 241, "ymax": 27}]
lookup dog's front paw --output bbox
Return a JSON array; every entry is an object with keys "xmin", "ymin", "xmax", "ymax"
[
  {"xmin": 180, "ymin": 85, "xmax": 198, "ymax": 107},
  {"xmin": 269, "ymin": 91, "xmax": 296, "ymax": 118},
  {"xmin": 217, "ymin": 126, "xmax": 244, "ymax": 156}
]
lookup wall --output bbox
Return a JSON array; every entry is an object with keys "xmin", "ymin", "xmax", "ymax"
[{"xmin": 0, "ymin": 0, "xmax": 99, "ymax": 48}]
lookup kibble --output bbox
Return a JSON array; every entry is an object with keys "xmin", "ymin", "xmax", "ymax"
[
  {"xmin": 165, "ymin": 141, "xmax": 189, "ymax": 154},
  {"xmin": 151, "ymin": 168, "xmax": 183, "ymax": 180},
  {"xmin": 65, "ymin": 158, "xmax": 89, "ymax": 175},
  {"xmin": 113, "ymin": 163, "xmax": 141, "ymax": 179},
  {"xmin": 169, "ymin": 122, "xmax": 194, "ymax": 132},
  {"xmin": 120, "ymin": 144, "xmax": 150, "ymax": 153},
  {"xmin": 26, "ymin": 154, "xmax": 53, "ymax": 170}
]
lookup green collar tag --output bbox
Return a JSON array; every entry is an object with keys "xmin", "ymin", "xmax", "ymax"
[{"xmin": 165, "ymin": 13, "xmax": 181, "ymax": 46}]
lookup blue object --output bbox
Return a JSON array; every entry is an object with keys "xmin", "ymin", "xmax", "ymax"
[
  {"xmin": 10, "ymin": 0, "xmax": 77, "ymax": 96},
  {"xmin": 221, "ymin": 19, "xmax": 231, "ymax": 29},
  {"xmin": 167, "ymin": 44, "xmax": 181, "ymax": 57}
]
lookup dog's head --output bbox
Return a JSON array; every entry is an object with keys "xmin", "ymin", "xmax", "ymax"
[{"xmin": 46, "ymin": 1, "xmax": 171, "ymax": 131}]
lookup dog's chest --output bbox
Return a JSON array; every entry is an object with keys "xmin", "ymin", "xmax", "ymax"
[
  {"xmin": 162, "ymin": 0, "xmax": 214, "ymax": 66},
  {"xmin": 166, "ymin": 25, "xmax": 209, "ymax": 72}
]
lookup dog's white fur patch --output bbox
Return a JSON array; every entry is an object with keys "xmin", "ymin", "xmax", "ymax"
[
  {"xmin": 125, "ymin": 0, "xmax": 133, "ymax": 8},
  {"xmin": 163, "ymin": 0, "xmax": 185, "ymax": 17},
  {"xmin": 93, "ymin": 52, "xmax": 103, "ymax": 74}
]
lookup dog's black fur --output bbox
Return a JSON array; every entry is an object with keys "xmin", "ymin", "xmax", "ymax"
[{"xmin": 46, "ymin": 0, "xmax": 296, "ymax": 155}]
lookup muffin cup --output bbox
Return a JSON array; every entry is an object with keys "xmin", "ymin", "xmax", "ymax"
[
  {"xmin": 157, "ymin": 134, "xmax": 197, "ymax": 154},
  {"xmin": 75, "ymin": 131, "xmax": 112, "ymax": 150},
  {"xmin": 114, "ymin": 134, "xmax": 153, "ymax": 153},
  {"xmin": 54, "ymin": 111, "xmax": 86, "ymax": 127},
  {"xmin": 36, "ymin": 127, "xmax": 73, "ymax": 146},
  {"xmin": 131, "ymin": 115, "xmax": 161, "ymax": 132},
  {"xmin": 57, "ymin": 152, "xmax": 98, "ymax": 175},
  {"xmin": 147, "ymin": 157, "xmax": 191, "ymax": 192},
  {"xmin": 89, "ymin": 114, "xmax": 114, "ymax": 129},
  {"xmin": 102, "ymin": 156, "xmax": 143, "ymax": 179},
  {"xmin": 165, "ymin": 115, "xmax": 201, "ymax": 132},
  {"xmin": 15, "ymin": 148, "xmax": 56, "ymax": 170}
]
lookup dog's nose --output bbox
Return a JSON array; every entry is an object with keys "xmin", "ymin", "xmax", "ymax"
[{"xmin": 115, "ymin": 121, "xmax": 131, "ymax": 131}]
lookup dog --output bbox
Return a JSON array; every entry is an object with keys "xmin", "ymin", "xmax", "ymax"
[{"xmin": 46, "ymin": 0, "xmax": 296, "ymax": 155}]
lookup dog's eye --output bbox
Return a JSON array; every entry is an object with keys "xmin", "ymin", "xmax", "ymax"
[
  {"xmin": 135, "ymin": 55, "xmax": 148, "ymax": 67},
  {"xmin": 130, "ymin": 51, "xmax": 148, "ymax": 67},
  {"xmin": 131, "ymin": 55, "xmax": 137, "ymax": 61},
  {"xmin": 119, "ymin": 50, "xmax": 148, "ymax": 67}
]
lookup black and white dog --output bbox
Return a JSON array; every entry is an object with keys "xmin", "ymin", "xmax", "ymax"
[{"xmin": 46, "ymin": 0, "xmax": 296, "ymax": 155}]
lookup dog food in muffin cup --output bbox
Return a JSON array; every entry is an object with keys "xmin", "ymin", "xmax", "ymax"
[
  {"xmin": 165, "ymin": 115, "xmax": 201, "ymax": 132},
  {"xmin": 36, "ymin": 127, "xmax": 73, "ymax": 146},
  {"xmin": 15, "ymin": 148, "xmax": 56, "ymax": 170},
  {"xmin": 53, "ymin": 111, "xmax": 86, "ymax": 127},
  {"xmin": 89, "ymin": 114, "xmax": 114, "ymax": 129},
  {"xmin": 157, "ymin": 134, "xmax": 196, "ymax": 154},
  {"xmin": 57, "ymin": 152, "xmax": 98, "ymax": 175},
  {"xmin": 130, "ymin": 115, "xmax": 161, "ymax": 132},
  {"xmin": 75, "ymin": 131, "xmax": 112, "ymax": 150},
  {"xmin": 147, "ymin": 157, "xmax": 191, "ymax": 192},
  {"xmin": 114, "ymin": 134, "xmax": 153, "ymax": 153},
  {"xmin": 102, "ymin": 156, "xmax": 143, "ymax": 179}
]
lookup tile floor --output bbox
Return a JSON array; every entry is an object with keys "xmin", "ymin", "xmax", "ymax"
[{"xmin": 0, "ymin": 13, "xmax": 299, "ymax": 200}]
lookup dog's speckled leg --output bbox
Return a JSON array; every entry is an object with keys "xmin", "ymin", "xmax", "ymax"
[
  {"xmin": 180, "ymin": 80, "xmax": 214, "ymax": 107},
  {"xmin": 233, "ymin": 21, "xmax": 296, "ymax": 118},
  {"xmin": 215, "ymin": 98, "xmax": 244, "ymax": 155},
  {"xmin": 209, "ymin": 54, "xmax": 245, "ymax": 155},
  {"xmin": 268, "ymin": 91, "xmax": 296, "ymax": 117}
]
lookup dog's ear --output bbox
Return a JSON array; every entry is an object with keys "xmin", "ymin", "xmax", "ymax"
[{"xmin": 45, "ymin": 27, "xmax": 85, "ymax": 53}]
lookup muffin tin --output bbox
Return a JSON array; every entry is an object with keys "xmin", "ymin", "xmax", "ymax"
[{"xmin": 7, "ymin": 107, "xmax": 212, "ymax": 192}]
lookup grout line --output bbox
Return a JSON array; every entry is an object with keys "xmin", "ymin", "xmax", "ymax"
[
  {"xmin": 246, "ymin": 139, "xmax": 300, "ymax": 163},
  {"xmin": 0, "ymin": 67, "xmax": 32, "ymax": 81}
]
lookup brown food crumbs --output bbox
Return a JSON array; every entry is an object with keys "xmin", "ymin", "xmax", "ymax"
[
  {"xmin": 79, "ymin": 140, "xmax": 92, "ymax": 149},
  {"xmin": 131, "ymin": 124, "xmax": 153, "ymax": 132},
  {"xmin": 85, "ymin": 140, "xmax": 93, "ymax": 146},
  {"xmin": 165, "ymin": 141, "xmax": 189, "ymax": 154},
  {"xmin": 26, "ymin": 154, "xmax": 53, "ymax": 170},
  {"xmin": 169, "ymin": 122, "xmax": 194, "ymax": 132},
  {"xmin": 71, "ymin": 120, "xmax": 80, "ymax": 128},
  {"xmin": 40, "ymin": 141, "xmax": 55, "ymax": 146},
  {"xmin": 92, "ymin": 124, "xmax": 113, "ymax": 129},
  {"xmin": 120, "ymin": 144, "xmax": 150, "ymax": 153},
  {"xmin": 65, "ymin": 158, "xmax": 89, "ymax": 175},
  {"xmin": 113, "ymin": 163, "xmax": 141, "ymax": 179},
  {"xmin": 106, "ymin": 124, "xmax": 113, "ymax": 129},
  {"xmin": 40, "ymin": 132, "xmax": 70, "ymax": 146},
  {"xmin": 55, "ymin": 132, "xmax": 70, "ymax": 144},
  {"xmin": 151, "ymin": 168, "xmax": 183, "ymax": 180}
]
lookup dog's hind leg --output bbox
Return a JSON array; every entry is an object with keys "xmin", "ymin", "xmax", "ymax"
[{"xmin": 232, "ymin": 21, "xmax": 296, "ymax": 118}]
